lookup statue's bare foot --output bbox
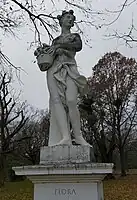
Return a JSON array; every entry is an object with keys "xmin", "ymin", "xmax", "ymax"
[
  {"xmin": 54, "ymin": 137, "xmax": 72, "ymax": 146},
  {"xmin": 75, "ymin": 136, "xmax": 93, "ymax": 148}
]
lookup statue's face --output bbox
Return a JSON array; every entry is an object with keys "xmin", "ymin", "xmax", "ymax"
[{"xmin": 61, "ymin": 14, "xmax": 74, "ymax": 28}]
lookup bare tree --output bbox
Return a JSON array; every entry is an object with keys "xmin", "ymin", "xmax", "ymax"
[
  {"xmin": 106, "ymin": 0, "xmax": 137, "ymax": 47},
  {"xmin": 89, "ymin": 52, "xmax": 137, "ymax": 176},
  {"xmin": 14, "ymin": 109, "xmax": 50, "ymax": 165},
  {"xmin": 0, "ymin": 0, "xmax": 106, "ymax": 83},
  {"xmin": 0, "ymin": 72, "xmax": 27, "ymax": 186},
  {"xmin": 80, "ymin": 93, "xmax": 117, "ymax": 164},
  {"xmin": 0, "ymin": 0, "xmax": 104, "ymax": 46},
  {"xmin": 80, "ymin": 52, "xmax": 137, "ymax": 175}
]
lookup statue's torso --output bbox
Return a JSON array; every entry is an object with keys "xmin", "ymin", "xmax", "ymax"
[{"xmin": 52, "ymin": 33, "xmax": 80, "ymax": 66}]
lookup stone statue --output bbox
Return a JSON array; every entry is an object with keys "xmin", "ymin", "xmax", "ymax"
[{"xmin": 35, "ymin": 10, "xmax": 92, "ymax": 147}]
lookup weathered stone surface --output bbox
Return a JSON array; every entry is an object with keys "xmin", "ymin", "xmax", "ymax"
[
  {"xmin": 40, "ymin": 145, "xmax": 94, "ymax": 164},
  {"xmin": 13, "ymin": 162, "xmax": 113, "ymax": 200},
  {"xmin": 12, "ymin": 163, "xmax": 114, "ymax": 176}
]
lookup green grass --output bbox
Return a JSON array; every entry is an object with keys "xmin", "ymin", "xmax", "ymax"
[{"xmin": 0, "ymin": 175, "xmax": 137, "ymax": 200}]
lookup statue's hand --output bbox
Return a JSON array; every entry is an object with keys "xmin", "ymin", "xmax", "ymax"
[
  {"xmin": 56, "ymin": 48, "xmax": 64, "ymax": 55},
  {"xmin": 34, "ymin": 46, "xmax": 43, "ymax": 56},
  {"xmin": 46, "ymin": 46, "xmax": 56, "ymax": 55},
  {"xmin": 42, "ymin": 43, "xmax": 50, "ymax": 48}
]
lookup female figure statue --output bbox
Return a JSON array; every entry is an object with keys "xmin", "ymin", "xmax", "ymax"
[{"xmin": 36, "ymin": 10, "xmax": 91, "ymax": 147}]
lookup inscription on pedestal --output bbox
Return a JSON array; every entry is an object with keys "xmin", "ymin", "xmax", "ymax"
[
  {"xmin": 34, "ymin": 183, "xmax": 99, "ymax": 200},
  {"xmin": 54, "ymin": 188, "xmax": 76, "ymax": 195}
]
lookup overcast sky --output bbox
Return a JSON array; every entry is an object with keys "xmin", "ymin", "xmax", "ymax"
[{"xmin": 2, "ymin": 0, "xmax": 137, "ymax": 110}]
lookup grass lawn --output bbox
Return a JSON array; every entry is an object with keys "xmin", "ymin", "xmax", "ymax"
[{"xmin": 0, "ymin": 175, "xmax": 137, "ymax": 200}]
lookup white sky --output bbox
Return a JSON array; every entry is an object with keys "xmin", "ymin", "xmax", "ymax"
[{"xmin": 1, "ymin": 0, "xmax": 137, "ymax": 110}]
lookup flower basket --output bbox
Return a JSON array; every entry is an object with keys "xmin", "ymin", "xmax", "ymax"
[{"xmin": 37, "ymin": 52, "xmax": 54, "ymax": 71}]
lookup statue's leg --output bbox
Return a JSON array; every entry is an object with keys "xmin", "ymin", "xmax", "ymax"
[
  {"xmin": 47, "ymin": 72, "xmax": 71, "ymax": 146},
  {"xmin": 66, "ymin": 76, "xmax": 92, "ymax": 147},
  {"xmin": 48, "ymin": 103, "xmax": 62, "ymax": 146},
  {"xmin": 50, "ymin": 102, "xmax": 72, "ymax": 145}
]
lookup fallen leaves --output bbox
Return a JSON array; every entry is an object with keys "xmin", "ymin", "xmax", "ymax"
[
  {"xmin": 0, "ymin": 180, "xmax": 33, "ymax": 200},
  {"xmin": 104, "ymin": 175, "xmax": 137, "ymax": 200}
]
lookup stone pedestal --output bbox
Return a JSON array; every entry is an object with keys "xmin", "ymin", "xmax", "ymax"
[
  {"xmin": 40, "ymin": 145, "xmax": 95, "ymax": 164},
  {"xmin": 13, "ymin": 145, "xmax": 113, "ymax": 200}
]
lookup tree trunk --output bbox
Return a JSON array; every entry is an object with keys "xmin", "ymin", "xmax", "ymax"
[
  {"xmin": 0, "ymin": 153, "xmax": 6, "ymax": 187},
  {"xmin": 107, "ymin": 150, "xmax": 113, "ymax": 163},
  {"xmin": 119, "ymin": 147, "xmax": 126, "ymax": 176},
  {"xmin": 100, "ymin": 148, "xmax": 113, "ymax": 163}
]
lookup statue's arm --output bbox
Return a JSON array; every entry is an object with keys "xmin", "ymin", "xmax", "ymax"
[{"xmin": 56, "ymin": 34, "xmax": 82, "ymax": 52}]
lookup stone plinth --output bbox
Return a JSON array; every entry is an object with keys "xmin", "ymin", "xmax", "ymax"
[
  {"xmin": 40, "ymin": 145, "xmax": 95, "ymax": 164},
  {"xmin": 13, "ymin": 145, "xmax": 113, "ymax": 200},
  {"xmin": 13, "ymin": 163, "xmax": 113, "ymax": 200},
  {"xmin": 13, "ymin": 163, "xmax": 113, "ymax": 177}
]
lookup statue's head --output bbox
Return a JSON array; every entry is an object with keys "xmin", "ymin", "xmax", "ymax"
[{"xmin": 57, "ymin": 10, "xmax": 76, "ymax": 29}]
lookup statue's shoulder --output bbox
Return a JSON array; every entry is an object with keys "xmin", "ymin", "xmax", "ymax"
[
  {"xmin": 72, "ymin": 33, "xmax": 81, "ymax": 37},
  {"xmin": 71, "ymin": 33, "xmax": 80, "ymax": 38},
  {"xmin": 52, "ymin": 33, "xmax": 81, "ymax": 44},
  {"xmin": 54, "ymin": 33, "xmax": 81, "ymax": 39},
  {"xmin": 71, "ymin": 33, "xmax": 82, "ymax": 42},
  {"xmin": 52, "ymin": 36, "xmax": 60, "ymax": 44}
]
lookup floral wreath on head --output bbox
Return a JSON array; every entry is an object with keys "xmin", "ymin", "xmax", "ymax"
[{"xmin": 57, "ymin": 10, "xmax": 76, "ymax": 27}]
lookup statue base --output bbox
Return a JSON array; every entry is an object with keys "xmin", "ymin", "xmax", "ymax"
[
  {"xmin": 13, "ymin": 145, "xmax": 113, "ymax": 200},
  {"xmin": 40, "ymin": 145, "xmax": 95, "ymax": 164}
]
